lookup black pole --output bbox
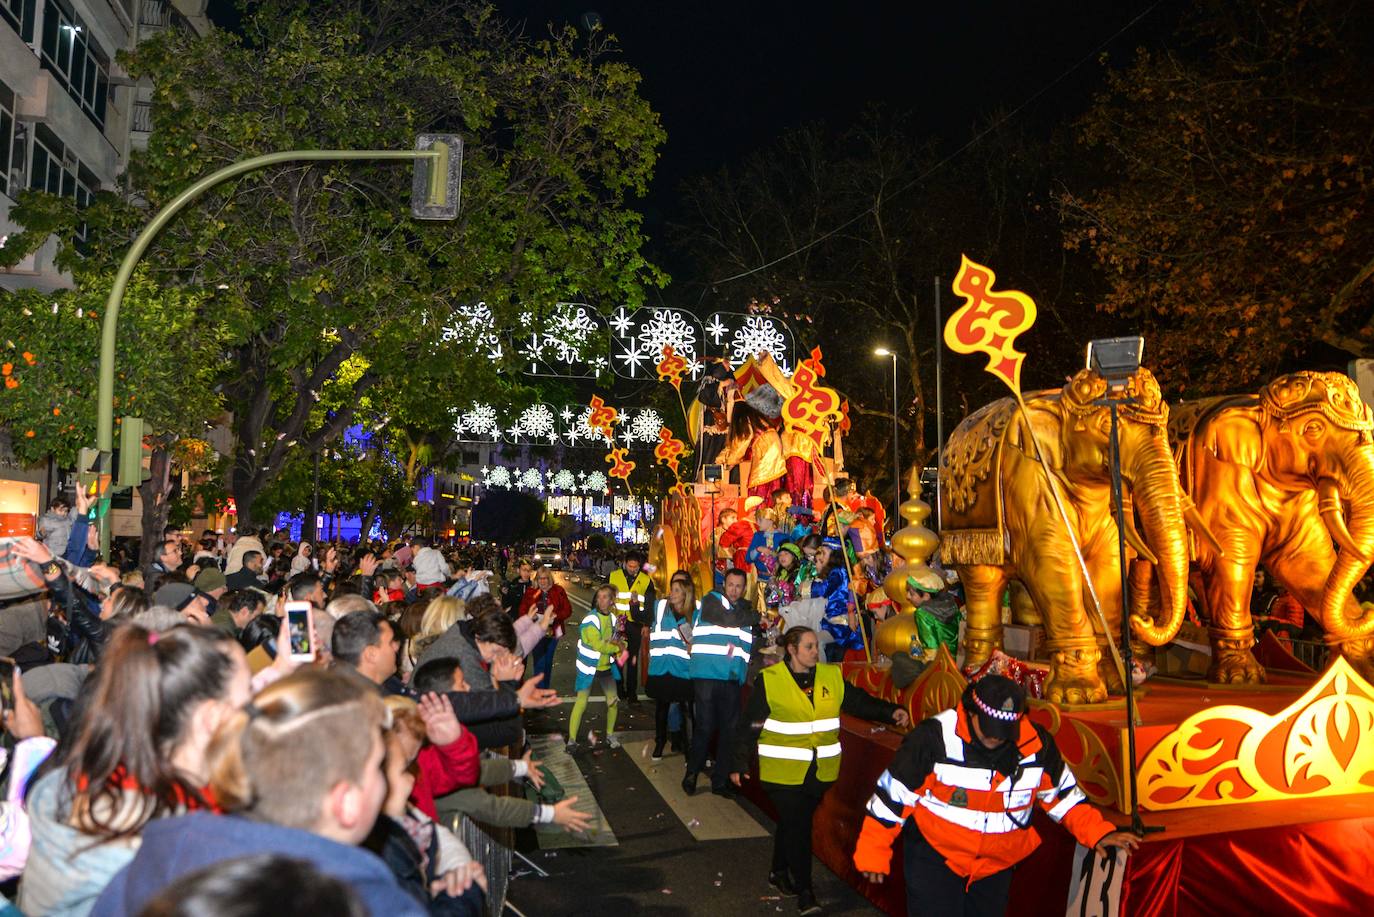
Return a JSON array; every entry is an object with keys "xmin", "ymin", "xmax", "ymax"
[
  {"xmin": 309, "ymin": 449, "xmax": 321, "ymax": 543},
  {"xmin": 1105, "ymin": 399, "xmax": 1163, "ymax": 837},
  {"xmin": 933, "ymin": 276, "xmax": 944, "ymax": 531},
  {"xmin": 891, "ymin": 354, "xmax": 900, "ymax": 532}
]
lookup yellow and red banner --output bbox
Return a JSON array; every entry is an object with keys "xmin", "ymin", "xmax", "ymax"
[
  {"xmin": 946, "ymin": 255, "xmax": 1038, "ymax": 395},
  {"xmin": 656, "ymin": 345, "xmax": 686, "ymax": 391},
  {"xmin": 653, "ymin": 427, "xmax": 686, "ymax": 475},
  {"xmin": 605, "ymin": 446, "xmax": 635, "ymax": 481},
  {"xmin": 781, "ymin": 346, "xmax": 843, "ymax": 453},
  {"xmin": 587, "ymin": 395, "xmax": 619, "ymax": 439}
]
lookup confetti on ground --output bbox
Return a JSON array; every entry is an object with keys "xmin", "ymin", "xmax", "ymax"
[
  {"xmin": 661, "ymin": 889, "xmax": 673, "ymax": 895},
  {"xmin": 713, "ymin": 881, "xmax": 722, "ymax": 887},
  {"xmin": 687, "ymin": 818, "xmax": 701, "ymax": 827}
]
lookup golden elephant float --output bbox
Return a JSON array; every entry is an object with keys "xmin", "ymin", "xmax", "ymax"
[
  {"xmin": 1165, "ymin": 371, "xmax": 1374, "ymax": 683},
  {"xmin": 939, "ymin": 367, "xmax": 1193, "ymax": 704}
]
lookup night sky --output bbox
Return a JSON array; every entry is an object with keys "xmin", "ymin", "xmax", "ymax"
[{"xmin": 207, "ymin": 1, "xmax": 1190, "ymax": 260}]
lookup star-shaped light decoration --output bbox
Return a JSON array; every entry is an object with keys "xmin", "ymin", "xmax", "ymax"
[
  {"xmin": 610, "ymin": 307, "xmax": 634, "ymax": 337},
  {"xmin": 705, "ymin": 314, "xmax": 729, "ymax": 343}
]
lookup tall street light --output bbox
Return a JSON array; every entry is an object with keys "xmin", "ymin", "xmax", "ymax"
[{"xmin": 873, "ymin": 347, "xmax": 900, "ymax": 534}]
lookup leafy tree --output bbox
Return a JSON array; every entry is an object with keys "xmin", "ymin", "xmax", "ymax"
[
  {"xmin": 0, "ymin": 275, "xmax": 226, "ymax": 555},
  {"xmin": 1059, "ymin": 0, "xmax": 1374, "ymax": 391},
  {"xmin": 2, "ymin": 0, "xmax": 665, "ymax": 529}
]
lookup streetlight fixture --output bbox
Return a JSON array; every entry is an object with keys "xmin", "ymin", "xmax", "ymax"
[{"xmin": 873, "ymin": 347, "xmax": 900, "ymax": 534}]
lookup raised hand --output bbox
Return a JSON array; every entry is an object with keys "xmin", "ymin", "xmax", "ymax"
[
  {"xmin": 418, "ymin": 691, "xmax": 463, "ymax": 746},
  {"xmin": 516, "ymin": 676, "xmax": 559, "ymax": 709}
]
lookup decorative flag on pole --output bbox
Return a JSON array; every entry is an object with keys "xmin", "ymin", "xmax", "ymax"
[
  {"xmin": 945, "ymin": 255, "xmax": 1038, "ymax": 396},
  {"xmin": 605, "ymin": 446, "xmax": 636, "ymax": 482},
  {"xmin": 781, "ymin": 346, "xmax": 843, "ymax": 453},
  {"xmin": 656, "ymin": 345, "xmax": 686, "ymax": 390},
  {"xmin": 587, "ymin": 395, "xmax": 619, "ymax": 439},
  {"xmin": 653, "ymin": 427, "xmax": 686, "ymax": 475}
]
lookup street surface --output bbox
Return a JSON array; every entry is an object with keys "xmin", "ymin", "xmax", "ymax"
[{"xmin": 505, "ymin": 572, "xmax": 882, "ymax": 916}]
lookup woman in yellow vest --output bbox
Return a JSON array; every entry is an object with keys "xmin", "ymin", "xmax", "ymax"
[{"xmin": 732, "ymin": 626, "xmax": 911, "ymax": 916}]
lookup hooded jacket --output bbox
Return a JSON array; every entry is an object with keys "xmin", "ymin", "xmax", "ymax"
[{"xmin": 90, "ymin": 812, "xmax": 426, "ymax": 917}]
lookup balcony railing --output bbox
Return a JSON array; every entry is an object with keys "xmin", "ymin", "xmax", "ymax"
[
  {"xmin": 132, "ymin": 99, "xmax": 153, "ymax": 133},
  {"xmin": 139, "ymin": 0, "xmax": 169, "ymax": 29}
]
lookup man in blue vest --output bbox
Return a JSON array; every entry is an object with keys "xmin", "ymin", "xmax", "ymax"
[{"xmin": 684, "ymin": 567, "xmax": 757, "ymax": 798}]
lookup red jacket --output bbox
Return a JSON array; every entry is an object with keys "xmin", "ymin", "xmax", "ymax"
[
  {"xmin": 518, "ymin": 585, "xmax": 573, "ymax": 634},
  {"xmin": 410, "ymin": 728, "xmax": 479, "ymax": 819}
]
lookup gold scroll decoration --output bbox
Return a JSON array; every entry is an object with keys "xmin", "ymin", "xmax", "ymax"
[{"xmin": 1137, "ymin": 656, "xmax": 1374, "ymax": 810}]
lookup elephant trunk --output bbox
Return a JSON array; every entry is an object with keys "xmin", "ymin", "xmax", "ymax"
[
  {"xmin": 1126, "ymin": 430, "xmax": 1190, "ymax": 646},
  {"xmin": 1320, "ymin": 444, "xmax": 1374, "ymax": 640}
]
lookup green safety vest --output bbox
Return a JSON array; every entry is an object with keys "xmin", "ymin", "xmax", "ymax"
[{"xmin": 757, "ymin": 662, "xmax": 844, "ymax": 785}]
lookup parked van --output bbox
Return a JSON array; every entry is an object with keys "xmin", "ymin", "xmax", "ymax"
[{"xmin": 533, "ymin": 537, "xmax": 564, "ymax": 569}]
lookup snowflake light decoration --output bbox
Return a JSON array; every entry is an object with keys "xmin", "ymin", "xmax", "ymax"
[
  {"xmin": 636, "ymin": 309, "xmax": 699, "ymax": 362},
  {"xmin": 583, "ymin": 471, "xmax": 608, "ymax": 493},
  {"xmin": 609, "ymin": 307, "xmax": 634, "ymax": 337},
  {"xmin": 730, "ymin": 315, "xmax": 789, "ymax": 371},
  {"xmin": 551, "ymin": 470, "xmax": 577, "ymax": 492},
  {"xmin": 516, "ymin": 468, "xmax": 543, "ymax": 491},
  {"xmin": 629, "ymin": 408, "xmax": 666, "ymax": 444},
  {"xmin": 615, "ymin": 339, "xmax": 648, "ymax": 377},
  {"xmin": 516, "ymin": 404, "xmax": 557, "ymax": 441},
  {"xmin": 705, "ymin": 314, "xmax": 729, "ymax": 344},
  {"xmin": 441, "ymin": 303, "xmax": 504, "ymax": 361},
  {"xmin": 543, "ymin": 304, "xmax": 601, "ymax": 365},
  {"xmin": 460, "ymin": 403, "xmax": 500, "ymax": 439},
  {"xmin": 485, "ymin": 466, "xmax": 512, "ymax": 489}
]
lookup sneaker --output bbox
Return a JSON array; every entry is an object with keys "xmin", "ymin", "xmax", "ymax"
[
  {"xmin": 651, "ymin": 741, "xmax": 665, "ymax": 762},
  {"xmin": 681, "ymin": 772, "xmax": 698, "ymax": 796},
  {"xmin": 606, "ymin": 733, "xmax": 622, "ymax": 749},
  {"xmin": 797, "ymin": 891, "xmax": 822, "ymax": 915},
  {"xmin": 768, "ymin": 871, "xmax": 799, "ymax": 897}
]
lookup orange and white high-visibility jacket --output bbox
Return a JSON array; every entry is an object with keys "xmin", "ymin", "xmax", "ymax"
[{"xmin": 853, "ymin": 703, "xmax": 1114, "ymax": 884}]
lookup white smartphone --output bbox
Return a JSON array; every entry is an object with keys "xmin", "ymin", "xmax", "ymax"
[{"xmin": 284, "ymin": 601, "xmax": 315, "ymax": 662}]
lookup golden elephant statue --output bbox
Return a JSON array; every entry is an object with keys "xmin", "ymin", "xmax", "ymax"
[
  {"xmin": 1168, "ymin": 371, "xmax": 1374, "ymax": 683},
  {"xmin": 940, "ymin": 367, "xmax": 1191, "ymax": 704}
]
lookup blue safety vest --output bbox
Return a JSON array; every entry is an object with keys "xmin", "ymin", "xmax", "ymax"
[
  {"xmin": 648, "ymin": 599, "xmax": 694, "ymax": 679},
  {"xmin": 688, "ymin": 593, "xmax": 752, "ymax": 684}
]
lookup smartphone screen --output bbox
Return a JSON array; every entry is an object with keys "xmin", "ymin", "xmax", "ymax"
[
  {"xmin": 0, "ymin": 657, "xmax": 15, "ymax": 713},
  {"xmin": 284, "ymin": 602, "xmax": 315, "ymax": 661}
]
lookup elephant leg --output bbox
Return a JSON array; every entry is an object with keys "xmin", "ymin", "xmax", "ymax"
[
  {"xmin": 1083, "ymin": 527, "xmax": 1128, "ymax": 697},
  {"xmin": 1019, "ymin": 541, "xmax": 1109, "ymax": 705},
  {"xmin": 1202, "ymin": 530, "xmax": 1265, "ymax": 685},
  {"xmin": 959, "ymin": 565, "xmax": 1011, "ymax": 670}
]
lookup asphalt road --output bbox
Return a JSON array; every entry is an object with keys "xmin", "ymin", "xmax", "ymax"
[{"xmin": 505, "ymin": 571, "xmax": 882, "ymax": 917}]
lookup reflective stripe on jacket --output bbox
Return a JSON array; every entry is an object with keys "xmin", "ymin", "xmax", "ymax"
[
  {"xmin": 757, "ymin": 662, "xmax": 843, "ymax": 785},
  {"xmin": 574, "ymin": 611, "xmax": 621, "ymax": 692},
  {"xmin": 687, "ymin": 601, "xmax": 752, "ymax": 683},
  {"xmin": 608, "ymin": 569, "xmax": 650, "ymax": 619},
  {"xmin": 852, "ymin": 704, "xmax": 1114, "ymax": 884},
  {"xmin": 647, "ymin": 599, "xmax": 693, "ymax": 679}
]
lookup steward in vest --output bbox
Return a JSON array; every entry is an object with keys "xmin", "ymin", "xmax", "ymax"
[
  {"xmin": 683, "ymin": 568, "xmax": 757, "ymax": 799},
  {"xmin": 733, "ymin": 626, "xmax": 908, "ymax": 916},
  {"xmin": 646, "ymin": 570, "xmax": 697, "ymax": 762},
  {"xmin": 566, "ymin": 584, "xmax": 625, "ymax": 755},
  {"xmin": 854, "ymin": 676, "xmax": 1140, "ymax": 917},
  {"xmin": 608, "ymin": 552, "xmax": 654, "ymax": 704}
]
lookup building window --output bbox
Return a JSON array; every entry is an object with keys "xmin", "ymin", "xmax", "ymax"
[
  {"xmin": 0, "ymin": 0, "xmax": 37, "ymax": 41},
  {"xmin": 29, "ymin": 124, "xmax": 94, "ymax": 247},
  {"xmin": 0, "ymin": 81, "xmax": 16, "ymax": 198},
  {"xmin": 39, "ymin": 0, "xmax": 109, "ymax": 129}
]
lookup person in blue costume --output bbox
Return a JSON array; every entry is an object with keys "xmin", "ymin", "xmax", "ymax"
[{"xmin": 811, "ymin": 537, "xmax": 862, "ymax": 662}]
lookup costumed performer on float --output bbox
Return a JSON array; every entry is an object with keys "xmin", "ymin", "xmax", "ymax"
[
  {"xmin": 812, "ymin": 537, "xmax": 862, "ymax": 662},
  {"xmin": 905, "ymin": 569, "xmax": 962, "ymax": 658},
  {"xmin": 853, "ymin": 675, "xmax": 1139, "ymax": 917}
]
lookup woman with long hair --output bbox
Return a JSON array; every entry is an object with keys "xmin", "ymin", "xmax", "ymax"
[
  {"xmin": 22, "ymin": 625, "xmax": 252, "ymax": 916},
  {"xmin": 89, "ymin": 669, "xmax": 438, "ymax": 917},
  {"xmin": 566, "ymin": 583, "xmax": 623, "ymax": 754},
  {"xmin": 812, "ymin": 538, "xmax": 862, "ymax": 662},
  {"xmin": 646, "ymin": 570, "xmax": 697, "ymax": 761},
  {"xmin": 732, "ymin": 626, "xmax": 907, "ymax": 915}
]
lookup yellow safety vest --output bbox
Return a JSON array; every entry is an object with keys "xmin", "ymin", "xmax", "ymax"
[
  {"xmin": 757, "ymin": 662, "xmax": 844, "ymax": 785},
  {"xmin": 609, "ymin": 568, "xmax": 650, "ymax": 618}
]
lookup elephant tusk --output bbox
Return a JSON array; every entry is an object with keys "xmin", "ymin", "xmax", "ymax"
[
  {"xmin": 1317, "ymin": 478, "xmax": 1368, "ymax": 563},
  {"xmin": 1182, "ymin": 499, "xmax": 1226, "ymax": 559},
  {"xmin": 1121, "ymin": 516, "xmax": 1158, "ymax": 566}
]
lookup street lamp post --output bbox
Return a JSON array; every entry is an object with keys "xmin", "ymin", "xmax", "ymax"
[{"xmin": 874, "ymin": 348, "xmax": 900, "ymax": 534}]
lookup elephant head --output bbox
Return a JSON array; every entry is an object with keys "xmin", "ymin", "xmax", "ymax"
[
  {"xmin": 1259, "ymin": 372, "xmax": 1374, "ymax": 640},
  {"xmin": 1057, "ymin": 367, "xmax": 1190, "ymax": 646}
]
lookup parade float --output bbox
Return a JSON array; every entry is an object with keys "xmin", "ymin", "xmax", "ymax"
[{"xmin": 650, "ymin": 258, "xmax": 1374, "ymax": 916}]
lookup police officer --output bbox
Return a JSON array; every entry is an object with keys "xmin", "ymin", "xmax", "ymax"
[{"xmin": 853, "ymin": 675, "xmax": 1139, "ymax": 916}]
